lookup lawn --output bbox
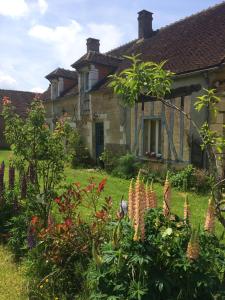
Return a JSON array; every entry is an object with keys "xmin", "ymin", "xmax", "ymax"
[{"xmin": 0, "ymin": 246, "xmax": 27, "ymax": 300}]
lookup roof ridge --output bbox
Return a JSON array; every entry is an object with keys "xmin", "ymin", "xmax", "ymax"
[
  {"xmin": 105, "ymin": 38, "xmax": 138, "ymax": 56},
  {"xmin": 0, "ymin": 89, "xmax": 37, "ymax": 94},
  {"xmin": 158, "ymin": 1, "xmax": 225, "ymax": 33}
]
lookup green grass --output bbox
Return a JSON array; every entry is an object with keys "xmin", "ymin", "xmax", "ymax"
[{"xmin": 0, "ymin": 246, "xmax": 27, "ymax": 300}]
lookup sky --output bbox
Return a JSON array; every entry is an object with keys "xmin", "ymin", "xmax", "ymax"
[{"xmin": 0, "ymin": 0, "xmax": 223, "ymax": 93}]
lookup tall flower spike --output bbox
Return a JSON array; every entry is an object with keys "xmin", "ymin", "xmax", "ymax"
[
  {"xmin": 187, "ymin": 228, "xmax": 200, "ymax": 261},
  {"xmin": 149, "ymin": 180, "xmax": 157, "ymax": 208},
  {"xmin": 204, "ymin": 197, "xmax": 215, "ymax": 233},
  {"xmin": 128, "ymin": 178, "xmax": 135, "ymax": 220},
  {"xmin": 184, "ymin": 194, "xmax": 191, "ymax": 224},
  {"xmin": 163, "ymin": 172, "xmax": 171, "ymax": 217},
  {"xmin": 133, "ymin": 171, "xmax": 146, "ymax": 241},
  {"xmin": 145, "ymin": 180, "xmax": 150, "ymax": 209}
]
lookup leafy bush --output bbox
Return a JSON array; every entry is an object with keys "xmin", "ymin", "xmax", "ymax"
[
  {"xmin": 169, "ymin": 165, "xmax": 212, "ymax": 193},
  {"xmin": 70, "ymin": 130, "xmax": 93, "ymax": 168},
  {"xmin": 99, "ymin": 149, "xmax": 119, "ymax": 172},
  {"xmin": 87, "ymin": 209, "xmax": 225, "ymax": 300},
  {"xmin": 27, "ymin": 178, "xmax": 114, "ymax": 299},
  {"xmin": 111, "ymin": 153, "xmax": 141, "ymax": 179}
]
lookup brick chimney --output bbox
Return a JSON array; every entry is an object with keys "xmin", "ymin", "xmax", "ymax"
[
  {"xmin": 138, "ymin": 10, "xmax": 153, "ymax": 39},
  {"xmin": 86, "ymin": 38, "xmax": 100, "ymax": 52}
]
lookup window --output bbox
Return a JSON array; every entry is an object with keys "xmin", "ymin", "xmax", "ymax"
[
  {"xmin": 84, "ymin": 72, "xmax": 89, "ymax": 91},
  {"xmin": 143, "ymin": 119, "xmax": 162, "ymax": 156},
  {"xmin": 50, "ymin": 80, "xmax": 59, "ymax": 100}
]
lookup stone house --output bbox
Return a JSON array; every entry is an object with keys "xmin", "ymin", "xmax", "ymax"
[{"xmin": 43, "ymin": 2, "xmax": 225, "ymax": 170}]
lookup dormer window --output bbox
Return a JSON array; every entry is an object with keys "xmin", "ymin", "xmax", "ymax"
[
  {"xmin": 84, "ymin": 72, "xmax": 89, "ymax": 92},
  {"xmin": 51, "ymin": 79, "xmax": 58, "ymax": 100}
]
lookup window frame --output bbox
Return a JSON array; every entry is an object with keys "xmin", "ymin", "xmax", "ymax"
[{"xmin": 142, "ymin": 116, "xmax": 162, "ymax": 157}]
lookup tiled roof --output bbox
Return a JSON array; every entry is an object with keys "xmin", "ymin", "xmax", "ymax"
[
  {"xmin": 0, "ymin": 89, "xmax": 36, "ymax": 147},
  {"xmin": 71, "ymin": 51, "xmax": 123, "ymax": 68},
  {"xmin": 93, "ymin": 2, "xmax": 225, "ymax": 91},
  {"xmin": 0, "ymin": 89, "xmax": 36, "ymax": 116},
  {"xmin": 46, "ymin": 68, "xmax": 77, "ymax": 80}
]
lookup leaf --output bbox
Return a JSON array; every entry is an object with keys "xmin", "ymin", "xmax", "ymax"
[{"xmin": 162, "ymin": 227, "xmax": 173, "ymax": 238}]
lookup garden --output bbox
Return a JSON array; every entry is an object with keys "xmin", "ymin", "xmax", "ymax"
[{"xmin": 0, "ymin": 57, "xmax": 225, "ymax": 299}]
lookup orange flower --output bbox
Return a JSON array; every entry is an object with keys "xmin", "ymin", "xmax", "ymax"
[
  {"xmin": 187, "ymin": 228, "xmax": 200, "ymax": 261},
  {"xmin": 98, "ymin": 178, "xmax": 107, "ymax": 193},
  {"xmin": 31, "ymin": 216, "xmax": 39, "ymax": 226},
  {"xmin": 163, "ymin": 172, "xmax": 171, "ymax": 217},
  {"xmin": 2, "ymin": 96, "xmax": 11, "ymax": 105}
]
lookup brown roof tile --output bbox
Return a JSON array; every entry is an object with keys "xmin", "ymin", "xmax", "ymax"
[
  {"xmin": 0, "ymin": 89, "xmax": 36, "ymax": 116},
  {"xmin": 46, "ymin": 68, "xmax": 77, "ymax": 80},
  {"xmin": 71, "ymin": 51, "xmax": 123, "ymax": 68},
  {"xmin": 93, "ymin": 2, "xmax": 225, "ymax": 91}
]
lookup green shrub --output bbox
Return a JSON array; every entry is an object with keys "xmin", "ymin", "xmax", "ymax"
[
  {"xmin": 87, "ymin": 209, "xmax": 225, "ymax": 300},
  {"xmin": 99, "ymin": 149, "xmax": 119, "ymax": 172},
  {"xmin": 70, "ymin": 130, "xmax": 93, "ymax": 168},
  {"xmin": 169, "ymin": 165, "xmax": 212, "ymax": 193},
  {"xmin": 111, "ymin": 153, "xmax": 141, "ymax": 179},
  {"xmin": 27, "ymin": 179, "xmax": 113, "ymax": 299}
]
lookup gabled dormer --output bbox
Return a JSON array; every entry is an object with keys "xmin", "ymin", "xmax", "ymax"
[
  {"xmin": 71, "ymin": 38, "xmax": 122, "ymax": 114},
  {"xmin": 45, "ymin": 68, "xmax": 77, "ymax": 100}
]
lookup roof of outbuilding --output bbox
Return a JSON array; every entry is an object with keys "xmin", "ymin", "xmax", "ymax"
[
  {"xmin": 46, "ymin": 68, "xmax": 77, "ymax": 80},
  {"xmin": 0, "ymin": 89, "xmax": 36, "ymax": 116}
]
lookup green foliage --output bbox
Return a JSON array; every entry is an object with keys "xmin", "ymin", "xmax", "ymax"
[
  {"xmin": 169, "ymin": 165, "xmax": 212, "ymax": 193},
  {"xmin": 99, "ymin": 149, "xmax": 119, "ymax": 172},
  {"xmin": 27, "ymin": 178, "xmax": 113, "ymax": 299},
  {"xmin": 87, "ymin": 209, "xmax": 225, "ymax": 300},
  {"xmin": 109, "ymin": 55, "xmax": 173, "ymax": 106},
  {"xmin": 111, "ymin": 153, "xmax": 141, "ymax": 179},
  {"xmin": 2, "ymin": 98, "xmax": 71, "ymax": 224},
  {"xmin": 70, "ymin": 130, "xmax": 93, "ymax": 168}
]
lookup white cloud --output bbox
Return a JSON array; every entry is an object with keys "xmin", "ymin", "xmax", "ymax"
[
  {"xmin": 31, "ymin": 86, "xmax": 45, "ymax": 93},
  {"xmin": 38, "ymin": 0, "xmax": 48, "ymax": 15},
  {"xmin": 0, "ymin": 71, "xmax": 17, "ymax": 88},
  {"xmin": 28, "ymin": 20, "xmax": 123, "ymax": 67},
  {"xmin": 0, "ymin": 0, "xmax": 29, "ymax": 18}
]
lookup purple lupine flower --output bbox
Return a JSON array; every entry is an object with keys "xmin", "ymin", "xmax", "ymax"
[
  {"xmin": 21, "ymin": 174, "xmax": 27, "ymax": 199},
  {"xmin": 9, "ymin": 165, "xmax": 15, "ymax": 190},
  {"xmin": 27, "ymin": 226, "xmax": 36, "ymax": 249}
]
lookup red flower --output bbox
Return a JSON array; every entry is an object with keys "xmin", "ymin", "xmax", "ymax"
[
  {"xmin": 64, "ymin": 218, "xmax": 73, "ymax": 227},
  {"xmin": 2, "ymin": 96, "xmax": 11, "ymax": 106},
  {"xmin": 95, "ymin": 209, "xmax": 107, "ymax": 220},
  {"xmin": 31, "ymin": 215, "xmax": 39, "ymax": 226},
  {"xmin": 85, "ymin": 183, "xmax": 96, "ymax": 192},
  {"xmin": 98, "ymin": 178, "xmax": 107, "ymax": 193},
  {"xmin": 54, "ymin": 197, "xmax": 61, "ymax": 204}
]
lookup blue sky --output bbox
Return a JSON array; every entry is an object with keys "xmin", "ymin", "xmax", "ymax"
[{"xmin": 0, "ymin": 0, "xmax": 222, "ymax": 92}]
